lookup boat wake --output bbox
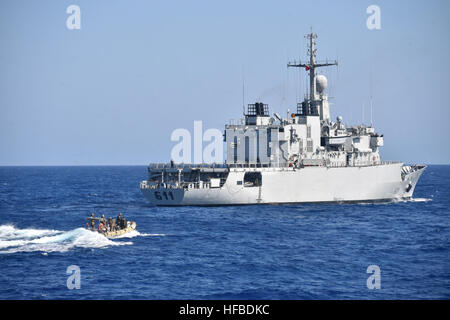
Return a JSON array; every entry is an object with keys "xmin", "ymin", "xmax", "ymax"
[
  {"xmin": 407, "ymin": 197, "xmax": 433, "ymax": 202},
  {"xmin": 351, "ymin": 197, "xmax": 433, "ymax": 205},
  {"xmin": 0, "ymin": 224, "xmax": 133, "ymax": 254},
  {"xmin": 113, "ymin": 230, "xmax": 166, "ymax": 239},
  {"xmin": 393, "ymin": 197, "xmax": 433, "ymax": 203}
]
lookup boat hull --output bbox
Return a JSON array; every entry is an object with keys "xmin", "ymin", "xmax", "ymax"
[
  {"xmin": 103, "ymin": 222, "xmax": 137, "ymax": 238},
  {"xmin": 140, "ymin": 163, "xmax": 426, "ymax": 206}
]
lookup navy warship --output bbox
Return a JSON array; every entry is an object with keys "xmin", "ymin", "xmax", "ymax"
[{"xmin": 140, "ymin": 32, "xmax": 426, "ymax": 206}]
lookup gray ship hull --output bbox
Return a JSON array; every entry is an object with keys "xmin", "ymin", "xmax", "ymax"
[{"xmin": 140, "ymin": 163, "xmax": 426, "ymax": 206}]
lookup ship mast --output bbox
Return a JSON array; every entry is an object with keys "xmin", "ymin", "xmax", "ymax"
[{"xmin": 287, "ymin": 31, "xmax": 337, "ymax": 113}]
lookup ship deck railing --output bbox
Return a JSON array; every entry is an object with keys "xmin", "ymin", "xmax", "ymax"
[
  {"xmin": 148, "ymin": 163, "xmax": 228, "ymax": 170},
  {"xmin": 147, "ymin": 162, "xmax": 292, "ymax": 170},
  {"xmin": 146, "ymin": 160, "xmax": 403, "ymax": 171},
  {"xmin": 325, "ymin": 160, "xmax": 402, "ymax": 168},
  {"xmin": 140, "ymin": 180, "xmax": 226, "ymax": 190}
]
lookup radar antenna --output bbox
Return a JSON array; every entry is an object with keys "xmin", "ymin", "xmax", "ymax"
[{"xmin": 287, "ymin": 30, "xmax": 338, "ymax": 114}]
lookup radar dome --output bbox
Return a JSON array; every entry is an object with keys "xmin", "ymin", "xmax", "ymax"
[{"xmin": 316, "ymin": 74, "xmax": 327, "ymax": 93}]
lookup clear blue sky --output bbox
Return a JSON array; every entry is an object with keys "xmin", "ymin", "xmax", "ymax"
[{"xmin": 1, "ymin": 0, "xmax": 449, "ymax": 165}]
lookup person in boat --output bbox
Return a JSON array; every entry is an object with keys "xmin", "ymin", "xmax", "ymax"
[
  {"xmin": 107, "ymin": 217, "xmax": 113, "ymax": 232},
  {"xmin": 100, "ymin": 214, "xmax": 107, "ymax": 229},
  {"xmin": 89, "ymin": 213, "xmax": 96, "ymax": 230},
  {"xmin": 98, "ymin": 221, "xmax": 106, "ymax": 233},
  {"xmin": 117, "ymin": 212, "xmax": 123, "ymax": 230},
  {"xmin": 110, "ymin": 217, "xmax": 116, "ymax": 231}
]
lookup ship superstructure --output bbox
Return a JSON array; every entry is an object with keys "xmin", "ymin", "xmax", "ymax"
[{"xmin": 140, "ymin": 32, "xmax": 425, "ymax": 206}]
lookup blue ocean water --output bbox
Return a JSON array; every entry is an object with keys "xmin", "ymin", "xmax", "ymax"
[{"xmin": 0, "ymin": 165, "xmax": 449, "ymax": 299}]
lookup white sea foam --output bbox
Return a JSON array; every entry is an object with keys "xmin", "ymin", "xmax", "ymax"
[
  {"xmin": 393, "ymin": 197, "xmax": 433, "ymax": 203},
  {"xmin": 113, "ymin": 230, "xmax": 166, "ymax": 239},
  {"xmin": 349, "ymin": 197, "xmax": 433, "ymax": 205},
  {"xmin": 0, "ymin": 224, "xmax": 60, "ymax": 240},
  {"xmin": 0, "ymin": 225, "xmax": 133, "ymax": 254},
  {"xmin": 408, "ymin": 198, "xmax": 432, "ymax": 202}
]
